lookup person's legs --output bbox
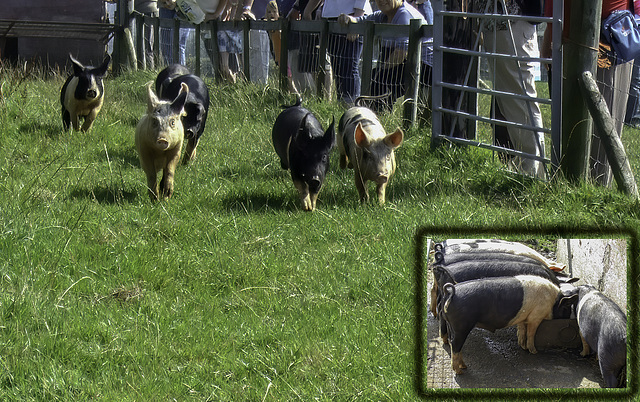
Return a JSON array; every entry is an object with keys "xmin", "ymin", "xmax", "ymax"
[{"xmin": 484, "ymin": 21, "xmax": 545, "ymax": 178}]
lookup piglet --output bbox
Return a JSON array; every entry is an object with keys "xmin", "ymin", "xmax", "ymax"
[
  {"xmin": 155, "ymin": 64, "xmax": 210, "ymax": 164},
  {"xmin": 338, "ymin": 107, "xmax": 403, "ymax": 204},
  {"xmin": 135, "ymin": 81, "xmax": 188, "ymax": 201},
  {"xmin": 439, "ymin": 274, "xmax": 574, "ymax": 374},
  {"xmin": 272, "ymin": 98, "xmax": 335, "ymax": 211},
  {"xmin": 576, "ymin": 285, "xmax": 627, "ymax": 388},
  {"xmin": 60, "ymin": 54, "xmax": 111, "ymax": 132}
]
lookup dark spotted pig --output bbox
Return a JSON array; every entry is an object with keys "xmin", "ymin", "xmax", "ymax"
[
  {"xmin": 272, "ymin": 99, "xmax": 335, "ymax": 211},
  {"xmin": 155, "ymin": 65, "xmax": 209, "ymax": 164},
  {"xmin": 429, "ymin": 257, "xmax": 575, "ymax": 318},
  {"xmin": 338, "ymin": 107, "xmax": 403, "ymax": 204},
  {"xmin": 439, "ymin": 275, "xmax": 575, "ymax": 374},
  {"xmin": 60, "ymin": 54, "xmax": 111, "ymax": 132},
  {"xmin": 135, "ymin": 82, "xmax": 188, "ymax": 201},
  {"xmin": 576, "ymin": 285, "xmax": 627, "ymax": 388}
]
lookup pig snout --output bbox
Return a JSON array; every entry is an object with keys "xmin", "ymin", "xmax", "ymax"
[
  {"xmin": 375, "ymin": 173, "xmax": 389, "ymax": 184},
  {"xmin": 308, "ymin": 176, "xmax": 322, "ymax": 193},
  {"xmin": 86, "ymin": 88, "xmax": 98, "ymax": 99}
]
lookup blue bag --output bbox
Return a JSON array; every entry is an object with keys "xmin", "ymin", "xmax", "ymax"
[{"xmin": 602, "ymin": 10, "xmax": 640, "ymax": 63}]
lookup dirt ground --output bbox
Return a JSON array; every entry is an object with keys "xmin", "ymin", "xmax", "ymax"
[{"xmin": 424, "ymin": 279, "xmax": 605, "ymax": 389}]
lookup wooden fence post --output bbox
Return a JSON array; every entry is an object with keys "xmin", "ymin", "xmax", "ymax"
[
  {"xmin": 317, "ymin": 20, "xmax": 330, "ymax": 99},
  {"xmin": 560, "ymin": 0, "xmax": 602, "ymax": 181},
  {"xmin": 280, "ymin": 20, "xmax": 290, "ymax": 93},
  {"xmin": 172, "ymin": 19, "xmax": 180, "ymax": 65},
  {"xmin": 195, "ymin": 23, "xmax": 202, "ymax": 77},
  {"xmin": 580, "ymin": 71, "xmax": 639, "ymax": 198},
  {"xmin": 361, "ymin": 21, "xmax": 375, "ymax": 96},
  {"xmin": 403, "ymin": 18, "xmax": 423, "ymax": 129}
]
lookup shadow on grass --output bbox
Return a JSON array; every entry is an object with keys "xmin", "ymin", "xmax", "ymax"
[
  {"xmin": 68, "ymin": 185, "xmax": 138, "ymax": 204},
  {"xmin": 19, "ymin": 121, "xmax": 64, "ymax": 138},
  {"xmin": 220, "ymin": 190, "xmax": 294, "ymax": 213}
]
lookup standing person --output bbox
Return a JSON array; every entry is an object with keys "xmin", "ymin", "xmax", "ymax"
[
  {"xmin": 542, "ymin": 0, "xmax": 633, "ymax": 186},
  {"xmin": 135, "ymin": 0, "xmax": 160, "ymax": 69},
  {"xmin": 159, "ymin": 7, "xmax": 191, "ymax": 65},
  {"xmin": 306, "ymin": 0, "xmax": 372, "ymax": 105},
  {"xmin": 625, "ymin": 57, "xmax": 640, "ymax": 128},
  {"xmin": 288, "ymin": 0, "xmax": 332, "ymax": 97},
  {"xmin": 239, "ymin": 0, "xmax": 272, "ymax": 86},
  {"xmin": 474, "ymin": 0, "xmax": 546, "ymax": 179},
  {"xmin": 338, "ymin": 0, "xmax": 432, "ymax": 111}
]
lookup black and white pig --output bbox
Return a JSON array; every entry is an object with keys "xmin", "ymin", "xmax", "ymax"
[
  {"xmin": 338, "ymin": 107, "xmax": 403, "ymax": 204},
  {"xmin": 576, "ymin": 285, "xmax": 627, "ymax": 388},
  {"xmin": 60, "ymin": 54, "xmax": 111, "ymax": 132},
  {"xmin": 272, "ymin": 99, "xmax": 335, "ymax": 211},
  {"xmin": 430, "ymin": 259, "xmax": 575, "ymax": 318},
  {"xmin": 155, "ymin": 64, "xmax": 209, "ymax": 164},
  {"xmin": 439, "ymin": 274, "xmax": 577, "ymax": 374}
]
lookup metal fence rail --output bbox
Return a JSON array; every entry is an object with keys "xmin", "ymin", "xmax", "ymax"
[{"xmin": 431, "ymin": 0, "xmax": 564, "ymax": 177}]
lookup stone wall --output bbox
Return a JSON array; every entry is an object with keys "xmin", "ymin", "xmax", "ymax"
[{"xmin": 556, "ymin": 239, "xmax": 627, "ymax": 312}]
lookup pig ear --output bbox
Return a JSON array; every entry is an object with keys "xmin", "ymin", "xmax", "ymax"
[
  {"xmin": 324, "ymin": 117, "xmax": 336, "ymax": 148},
  {"xmin": 146, "ymin": 81, "xmax": 161, "ymax": 112},
  {"xmin": 385, "ymin": 128, "xmax": 404, "ymax": 148},
  {"xmin": 354, "ymin": 123, "xmax": 369, "ymax": 147},
  {"xmin": 92, "ymin": 54, "xmax": 111, "ymax": 77},
  {"xmin": 69, "ymin": 54, "xmax": 84, "ymax": 76},
  {"xmin": 170, "ymin": 82, "xmax": 189, "ymax": 115}
]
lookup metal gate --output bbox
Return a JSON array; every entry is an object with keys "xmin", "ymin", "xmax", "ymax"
[{"xmin": 431, "ymin": 0, "xmax": 563, "ymax": 178}]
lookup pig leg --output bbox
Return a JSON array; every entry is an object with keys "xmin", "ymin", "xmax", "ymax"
[
  {"xmin": 354, "ymin": 171, "xmax": 369, "ymax": 203},
  {"xmin": 451, "ymin": 352, "xmax": 467, "ymax": 374},
  {"xmin": 376, "ymin": 181, "xmax": 388, "ymax": 204},
  {"xmin": 309, "ymin": 191, "xmax": 319, "ymax": 211},
  {"xmin": 183, "ymin": 137, "xmax": 198, "ymax": 164},
  {"xmin": 144, "ymin": 169, "xmax": 159, "ymax": 201},
  {"xmin": 600, "ymin": 361, "xmax": 622, "ymax": 388},
  {"xmin": 138, "ymin": 154, "xmax": 159, "ymax": 200},
  {"xmin": 81, "ymin": 109, "xmax": 99, "ymax": 132},
  {"xmin": 339, "ymin": 153, "xmax": 348, "ymax": 169},
  {"xmin": 449, "ymin": 326, "xmax": 472, "ymax": 374},
  {"xmin": 160, "ymin": 151, "xmax": 181, "ymax": 199},
  {"xmin": 524, "ymin": 319, "xmax": 542, "ymax": 354},
  {"xmin": 517, "ymin": 323, "xmax": 527, "ymax": 350},
  {"xmin": 293, "ymin": 180, "xmax": 314, "ymax": 211},
  {"xmin": 62, "ymin": 108, "xmax": 71, "ymax": 131},
  {"xmin": 430, "ymin": 282, "xmax": 438, "ymax": 317},
  {"xmin": 579, "ymin": 333, "xmax": 591, "ymax": 357},
  {"xmin": 70, "ymin": 112, "xmax": 81, "ymax": 131}
]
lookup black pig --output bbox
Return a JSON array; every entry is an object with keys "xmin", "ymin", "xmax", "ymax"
[
  {"xmin": 272, "ymin": 99, "xmax": 335, "ymax": 211},
  {"xmin": 155, "ymin": 65, "xmax": 209, "ymax": 164},
  {"xmin": 576, "ymin": 285, "xmax": 627, "ymax": 388},
  {"xmin": 60, "ymin": 54, "xmax": 111, "ymax": 132}
]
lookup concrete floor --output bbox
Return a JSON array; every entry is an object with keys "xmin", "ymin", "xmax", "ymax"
[{"xmin": 425, "ymin": 281, "xmax": 605, "ymax": 389}]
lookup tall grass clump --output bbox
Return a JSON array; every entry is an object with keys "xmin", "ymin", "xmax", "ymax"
[{"xmin": 0, "ymin": 62, "xmax": 638, "ymax": 400}]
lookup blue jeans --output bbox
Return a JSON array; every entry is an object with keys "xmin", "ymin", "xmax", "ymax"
[
  {"xmin": 327, "ymin": 33, "xmax": 363, "ymax": 104},
  {"xmin": 625, "ymin": 57, "xmax": 640, "ymax": 124}
]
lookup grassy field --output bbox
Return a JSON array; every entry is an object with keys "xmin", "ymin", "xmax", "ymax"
[{"xmin": 0, "ymin": 65, "xmax": 639, "ymax": 400}]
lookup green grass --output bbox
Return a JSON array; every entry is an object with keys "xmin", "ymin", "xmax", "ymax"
[{"xmin": 0, "ymin": 65, "xmax": 639, "ymax": 400}]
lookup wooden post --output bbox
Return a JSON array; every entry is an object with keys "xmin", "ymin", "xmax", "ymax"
[
  {"xmin": 152, "ymin": 15, "xmax": 160, "ymax": 68},
  {"xmin": 580, "ymin": 71, "xmax": 639, "ymax": 198},
  {"xmin": 242, "ymin": 19, "xmax": 251, "ymax": 81},
  {"xmin": 172, "ymin": 19, "xmax": 180, "ymax": 65},
  {"xmin": 317, "ymin": 20, "xmax": 330, "ymax": 99},
  {"xmin": 135, "ymin": 14, "xmax": 145, "ymax": 69},
  {"xmin": 195, "ymin": 23, "xmax": 201, "ymax": 77},
  {"xmin": 113, "ymin": 0, "xmax": 135, "ymax": 74},
  {"xmin": 361, "ymin": 21, "xmax": 375, "ymax": 96},
  {"xmin": 279, "ymin": 19, "xmax": 289, "ymax": 93},
  {"xmin": 560, "ymin": 0, "xmax": 602, "ymax": 181},
  {"xmin": 403, "ymin": 18, "xmax": 423, "ymax": 129}
]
